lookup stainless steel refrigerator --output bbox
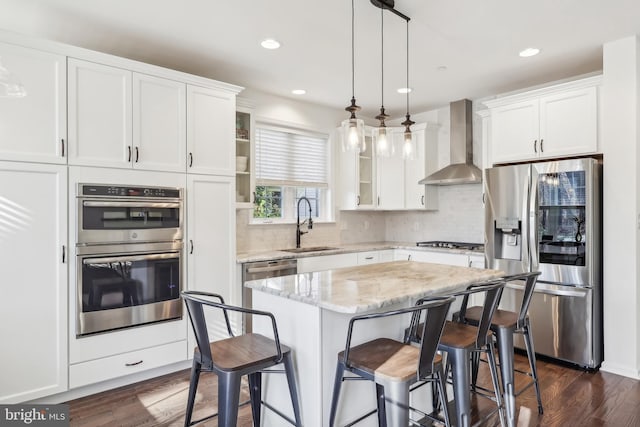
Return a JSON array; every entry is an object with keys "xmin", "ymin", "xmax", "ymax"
[{"xmin": 485, "ymin": 157, "xmax": 602, "ymax": 369}]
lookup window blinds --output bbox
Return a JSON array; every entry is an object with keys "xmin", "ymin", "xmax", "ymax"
[{"xmin": 255, "ymin": 126, "xmax": 328, "ymax": 187}]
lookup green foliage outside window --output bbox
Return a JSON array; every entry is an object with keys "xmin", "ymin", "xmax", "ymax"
[{"xmin": 253, "ymin": 186, "xmax": 282, "ymax": 218}]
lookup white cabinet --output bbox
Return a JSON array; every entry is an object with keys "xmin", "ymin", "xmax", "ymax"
[
  {"xmin": 235, "ymin": 99, "xmax": 255, "ymax": 207},
  {"xmin": 404, "ymin": 125, "xmax": 438, "ymax": 210},
  {"xmin": 297, "ymin": 253, "xmax": 359, "ymax": 273},
  {"xmin": 186, "ymin": 85, "xmax": 236, "ymax": 176},
  {"xmin": 338, "ymin": 132, "xmax": 376, "ymax": 210},
  {"xmin": 0, "ymin": 162, "xmax": 67, "ymax": 403},
  {"xmin": 0, "ymin": 42, "xmax": 66, "ymax": 164},
  {"xmin": 68, "ymin": 59, "xmax": 132, "ymax": 168},
  {"xmin": 186, "ymin": 174, "xmax": 237, "ymax": 342},
  {"xmin": 485, "ymin": 76, "xmax": 600, "ymax": 165},
  {"xmin": 68, "ymin": 59, "xmax": 188, "ymax": 172},
  {"xmin": 132, "ymin": 73, "xmax": 186, "ymax": 172},
  {"xmin": 377, "ymin": 146, "xmax": 404, "ymax": 209}
]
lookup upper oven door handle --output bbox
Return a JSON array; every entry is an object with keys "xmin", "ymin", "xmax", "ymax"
[
  {"xmin": 82, "ymin": 201, "xmax": 181, "ymax": 209},
  {"xmin": 83, "ymin": 252, "xmax": 179, "ymax": 264}
]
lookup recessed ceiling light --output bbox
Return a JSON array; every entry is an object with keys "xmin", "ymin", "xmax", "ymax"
[
  {"xmin": 519, "ymin": 47, "xmax": 540, "ymax": 57},
  {"xmin": 261, "ymin": 39, "xmax": 281, "ymax": 50},
  {"xmin": 292, "ymin": 89, "xmax": 306, "ymax": 95},
  {"xmin": 397, "ymin": 87, "xmax": 412, "ymax": 94}
]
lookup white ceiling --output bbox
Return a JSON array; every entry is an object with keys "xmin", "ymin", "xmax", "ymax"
[{"xmin": 2, "ymin": 0, "xmax": 640, "ymax": 119}]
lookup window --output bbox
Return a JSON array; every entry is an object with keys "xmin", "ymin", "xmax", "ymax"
[{"xmin": 253, "ymin": 125, "xmax": 332, "ymax": 223}]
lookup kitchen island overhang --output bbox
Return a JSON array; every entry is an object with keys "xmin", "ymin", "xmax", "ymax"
[{"xmin": 245, "ymin": 260, "xmax": 504, "ymax": 426}]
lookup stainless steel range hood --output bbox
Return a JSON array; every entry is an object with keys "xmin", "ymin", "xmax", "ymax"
[{"xmin": 419, "ymin": 99, "xmax": 482, "ymax": 185}]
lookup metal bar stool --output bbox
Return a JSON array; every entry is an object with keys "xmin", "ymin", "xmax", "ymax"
[
  {"xmin": 456, "ymin": 271, "xmax": 543, "ymax": 426},
  {"xmin": 181, "ymin": 291, "xmax": 302, "ymax": 427},
  {"xmin": 329, "ymin": 296, "xmax": 455, "ymax": 427},
  {"xmin": 408, "ymin": 280, "xmax": 507, "ymax": 427}
]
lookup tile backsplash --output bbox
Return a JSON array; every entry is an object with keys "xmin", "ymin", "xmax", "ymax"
[{"xmin": 236, "ymin": 184, "xmax": 484, "ymax": 252}]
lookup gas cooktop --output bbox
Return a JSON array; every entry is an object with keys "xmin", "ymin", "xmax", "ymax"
[{"xmin": 416, "ymin": 241, "xmax": 484, "ymax": 251}]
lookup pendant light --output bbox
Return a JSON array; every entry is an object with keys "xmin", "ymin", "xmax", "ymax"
[
  {"xmin": 0, "ymin": 57, "xmax": 26, "ymax": 98},
  {"xmin": 401, "ymin": 19, "xmax": 415, "ymax": 160},
  {"xmin": 373, "ymin": 6, "xmax": 392, "ymax": 158},
  {"xmin": 341, "ymin": 0, "xmax": 365, "ymax": 153}
]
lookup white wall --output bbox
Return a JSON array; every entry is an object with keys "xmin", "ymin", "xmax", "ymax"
[{"xmin": 600, "ymin": 36, "xmax": 640, "ymax": 378}]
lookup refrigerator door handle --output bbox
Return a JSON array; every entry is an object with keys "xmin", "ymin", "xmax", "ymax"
[
  {"xmin": 528, "ymin": 167, "xmax": 539, "ymax": 271},
  {"xmin": 506, "ymin": 282, "xmax": 589, "ymax": 298}
]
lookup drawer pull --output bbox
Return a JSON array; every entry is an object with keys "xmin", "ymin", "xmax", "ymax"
[
  {"xmin": 364, "ymin": 256, "xmax": 374, "ymax": 260},
  {"xmin": 125, "ymin": 360, "xmax": 144, "ymax": 367}
]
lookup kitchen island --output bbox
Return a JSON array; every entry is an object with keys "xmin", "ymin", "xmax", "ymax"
[{"xmin": 245, "ymin": 260, "xmax": 503, "ymax": 427}]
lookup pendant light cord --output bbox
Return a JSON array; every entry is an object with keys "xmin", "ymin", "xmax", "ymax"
[
  {"xmin": 380, "ymin": 7, "xmax": 384, "ymax": 109},
  {"xmin": 405, "ymin": 20, "xmax": 409, "ymax": 115},
  {"xmin": 351, "ymin": 0, "xmax": 355, "ymax": 99}
]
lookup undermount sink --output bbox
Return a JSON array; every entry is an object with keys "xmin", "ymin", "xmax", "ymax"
[{"xmin": 282, "ymin": 246, "xmax": 338, "ymax": 253}]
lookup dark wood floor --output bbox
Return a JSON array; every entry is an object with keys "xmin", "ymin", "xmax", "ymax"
[{"xmin": 67, "ymin": 354, "xmax": 640, "ymax": 426}]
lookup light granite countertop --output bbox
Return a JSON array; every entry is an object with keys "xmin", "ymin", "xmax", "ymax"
[
  {"xmin": 236, "ymin": 241, "xmax": 483, "ymax": 264},
  {"xmin": 244, "ymin": 260, "xmax": 503, "ymax": 313}
]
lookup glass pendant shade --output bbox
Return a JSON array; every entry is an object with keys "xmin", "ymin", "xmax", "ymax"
[
  {"xmin": 341, "ymin": 116, "xmax": 365, "ymax": 152},
  {"xmin": 0, "ymin": 57, "xmax": 26, "ymax": 98},
  {"xmin": 402, "ymin": 128, "xmax": 416, "ymax": 160},
  {"xmin": 373, "ymin": 125, "xmax": 393, "ymax": 157}
]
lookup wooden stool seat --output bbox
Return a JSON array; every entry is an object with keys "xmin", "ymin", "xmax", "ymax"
[
  {"xmin": 196, "ymin": 333, "xmax": 292, "ymax": 372},
  {"xmin": 463, "ymin": 306, "xmax": 519, "ymax": 329},
  {"xmin": 439, "ymin": 321, "xmax": 493, "ymax": 350},
  {"xmin": 338, "ymin": 338, "xmax": 443, "ymax": 383}
]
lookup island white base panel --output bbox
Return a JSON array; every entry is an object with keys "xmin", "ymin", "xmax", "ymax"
[{"xmin": 252, "ymin": 291, "xmax": 437, "ymax": 427}]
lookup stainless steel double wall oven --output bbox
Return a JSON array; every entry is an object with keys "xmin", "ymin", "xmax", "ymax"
[{"xmin": 76, "ymin": 184, "xmax": 184, "ymax": 336}]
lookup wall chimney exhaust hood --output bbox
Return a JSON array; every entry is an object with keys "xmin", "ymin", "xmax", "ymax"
[{"xmin": 419, "ymin": 99, "xmax": 482, "ymax": 185}]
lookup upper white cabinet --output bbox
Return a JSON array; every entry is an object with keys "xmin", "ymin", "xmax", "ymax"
[
  {"xmin": 484, "ymin": 76, "xmax": 600, "ymax": 165},
  {"xmin": 338, "ymin": 132, "xmax": 376, "ymax": 210},
  {"xmin": 0, "ymin": 42, "xmax": 66, "ymax": 164},
  {"xmin": 376, "ymin": 137, "xmax": 404, "ymax": 210},
  {"xmin": 187, "ymin": 85, "xmax": 236, "ymax": 176},
  {"xmin": 339, "ymin": 125, "xmax": 438, "ymax": 211},
  {"xmin": 68, "ymin": 59, "xmax": 187, "ymax": 172},
  {"xmin": 0, "ymin": 162, "xmax": 67, "ymax": 403},
  {"xmin": 68, "ymin": 59, "xmax": 132, "ymax": 168},
  {"xmin": 133, "ymin": 73, "xmax": 186, "ymax": 172}
]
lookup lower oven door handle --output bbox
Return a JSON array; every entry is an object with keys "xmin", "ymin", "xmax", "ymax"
[
  {"xmin": 84, "ymin": 252, "xmax": 178, "ymax": 264},
  {"xmin": 82, "ymin": 201, "xmax": 181, "ymax": 208}
]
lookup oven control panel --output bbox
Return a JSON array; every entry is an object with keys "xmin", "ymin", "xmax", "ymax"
[{"xmin": 79, "ymin": 184, "xmax": 181, "ymax": 199}]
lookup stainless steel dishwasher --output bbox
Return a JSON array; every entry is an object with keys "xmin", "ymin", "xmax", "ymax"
[{"xmin": 242, "ymin": 259, "xmax": 298, "ymax": 332}]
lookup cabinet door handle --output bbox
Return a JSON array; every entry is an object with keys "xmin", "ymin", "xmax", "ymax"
[
  {"xmin": 540, "ymin": 138, "xmax": 544, "ymax": 152},
  {"xmin": 125, "ymin": 360, "xmax": 143, "ymax": 367},
  {"xmin": 468, "ymin": 259, "xmax": 473, "ymax": 267},
  {"xmin": 421, "ymin": 195, "xmax": 425, "ymax": 206},
  {"xmin": 61, "ymin": 139, "xmax": 65, "ymax": 157},
  {"xmin": 408, "ymin": 254, "xmax": 412, "ymax": 261},
  {"xmin": 482, "ymin": 193, "xmax": 486, "ymax": 204},
  {"xmin": 135, "ymin": 146, "xmax": 139, "ymax": 163},
  {"xmin": 189, "ymin": 152, "xmax": 193, "ymax": 167},
  {"xmin": 190, "ymin": 239, "xmax": 194, "ymax": 254},
  {"xmin": 62, "ymin": 245, "xmax": 66, "ymax": 263},
  {"xmin": 533, "ymin": 140, "xmax": 537, "ymax": 153},
  {"xmin": 252, "ymin": 191, "xmax": 256, "ymax": 204},
  {"xmin": 377, "ymin": 196, "xmax": 380, "ymax": 206},
  {"xmin": 127, "ymin": 146, "xmax": 132, "ymax": 162},
  {"xmin": 357, "ymin": 195, "xmax": 360, "ymax": 206},
  {"xmin": 365, "ymin": 256, "xmax": 374, "ymax": 260}
]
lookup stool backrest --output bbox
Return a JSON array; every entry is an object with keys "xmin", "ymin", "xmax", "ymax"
[
  {"xmin": 415, "ymin": 296, "xmax": 455, "ymax": 379},
  {"xmin": 502, "ymin": 271, "xmax": 541, "ymax": 328},
  {"xmin": 181, "ymin": 290, "xmax": 284, "ymax": 367},
  {"xmin": 454, "ymin": 280, "xmax": 505, "ymax": 348}
]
